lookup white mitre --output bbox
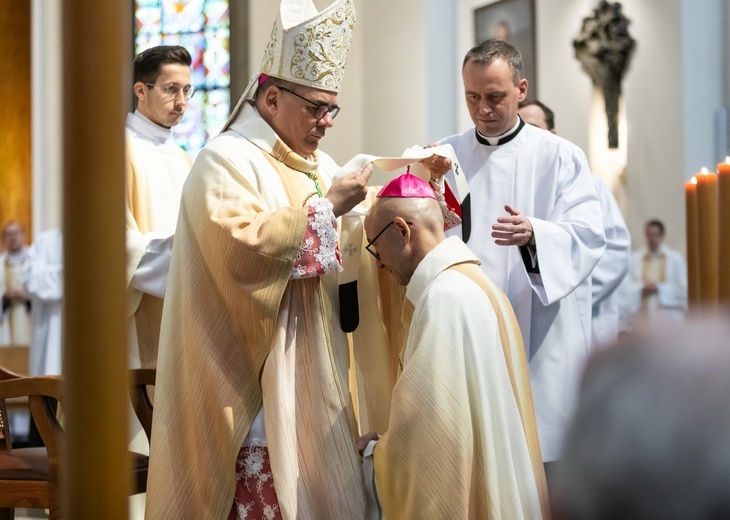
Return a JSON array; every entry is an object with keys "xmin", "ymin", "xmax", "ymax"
[{"xmin": 224, "ymin": 0, "xmax": 356, "ymax": 131}]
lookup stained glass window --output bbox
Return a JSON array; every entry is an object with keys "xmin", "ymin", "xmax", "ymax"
[{"xmin": 135, "ymin": 0, "xmax": 230, "ymax": 158}]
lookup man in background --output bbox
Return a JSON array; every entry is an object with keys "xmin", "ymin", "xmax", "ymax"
[
  {"xmin": 125, "ymin": 44, "xmax": 194, "ymax": 517},
  {"xmin": 0, "ymin": 221, "xmax": 30, "ymax": 346},
  {"xmin": 519, "ymin": 99, "xmax": 631, "ymax": 349},
  {"xmin": 619, "ymin": 219, "xmax": 687, "ymax": 331},
  {"xmin": 126, "ymin": 44, "xmax": 194, "ymax": 372},
  {"xmin": 425, "ymin": 40, "xmax": 606, "ymax": 467}
]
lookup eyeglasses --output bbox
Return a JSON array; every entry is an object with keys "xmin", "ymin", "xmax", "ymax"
[
  {"xmin": 278, "ymin": 86, "xmax": 340, "ymax": 120},
  {"xmin": 366, "ymin": 221, "xmax": 406, "ymax": 261},
  {"xmin": 145, "ymin": 82, "xmax": 196, "ymax": 100}
]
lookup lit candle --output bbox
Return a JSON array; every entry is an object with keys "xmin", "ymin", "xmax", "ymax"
[
  {"xmin": 695, "ymin": 167, "xmax": 719, "ymax": 306},
  {"xmin": 685, "ymin": 177, "xmax": 699, "ymax": 307},
  {"xmin": 717, "ymin": 157, "xmax": 730, "ymax": 304}
]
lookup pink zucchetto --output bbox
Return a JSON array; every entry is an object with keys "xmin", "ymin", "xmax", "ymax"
[{"xmin": 377, "ymin": 170, "xmax": 436, "ymax": 200}]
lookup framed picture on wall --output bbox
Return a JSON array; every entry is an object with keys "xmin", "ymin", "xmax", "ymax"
[{"xmin": 474, "ymin": 0, "xmax": 537, "ymax": 98}]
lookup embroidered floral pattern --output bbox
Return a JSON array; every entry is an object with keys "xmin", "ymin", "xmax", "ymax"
[
  {"xmin": 290, "ymin": 1, "xmax": 355, "ymax": 90},
  {"xmin": 229, "ymin": 446, "xmax": 282, "ymax": 520},
  {"xmin": 260, "ymin": 0, "xmax": 355, "ymax": 93},
  {"xmin": 291, "ymin": 198, "xmax": 341, "ymax": 279}
]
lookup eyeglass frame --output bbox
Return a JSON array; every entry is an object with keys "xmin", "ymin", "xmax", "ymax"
[
  {"xmin": 365, "ymin": 220, "xmax": 413, "ymax": 261},
  {"xmin": 144, "ymin": 82, "xmax": 196, "ymax": 100},
  {"xmin": 277, "ymin": 86, "xmax": 341, "ymax": 120}
]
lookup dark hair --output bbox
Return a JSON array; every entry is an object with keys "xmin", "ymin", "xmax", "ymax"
[
  {"xmin": 462, "ymin": 39, "xmax": 524, "ymax": 86},
  {"xmin": 133, "ymin": 45, "xmax": 192, "ymax": 85},
  {"xmin": 519, "ymin": 100, "xmax": 555, "ymax": 131},
  {"xmin": 645, "ymin": 219, "xmax": 665, "ymax": 235}
]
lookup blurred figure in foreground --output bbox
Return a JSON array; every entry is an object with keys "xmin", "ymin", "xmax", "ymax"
[{"xmin": 552, "ymin": 316, "xmax": 730, "ymax": 520}]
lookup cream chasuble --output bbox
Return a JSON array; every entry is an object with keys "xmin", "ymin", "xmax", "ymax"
[
  {"xmin": 146, "ymin": 103, "xmax": 402, "ymax": 520},
  {"xmin": 372, "ymin": 238, "xmax": 549, "ymax": 520}
]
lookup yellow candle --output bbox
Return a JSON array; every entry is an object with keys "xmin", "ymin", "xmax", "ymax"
[
  {"xmin": 695, "ymin": 168, "xmax": 719, "ymax": 306},
  {"xmin": 685, "ymin": 177, "xmax": 699, "ymax": 307},
  {"xmin": 717, "ymin": 157, "xmax": 730, "ymax": 304}
]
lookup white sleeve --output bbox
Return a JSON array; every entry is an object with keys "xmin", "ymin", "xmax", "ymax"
[
  {"xmin": 362, "ymin": 439, "xmax": 384, "ymax": 520},
  {"xmin": 524, "ymin": 152, "xmax": 606, "ymax": 305},
  {"xmin": 129, "ymin": 235, "xmax": 174, "ymax": 298}
]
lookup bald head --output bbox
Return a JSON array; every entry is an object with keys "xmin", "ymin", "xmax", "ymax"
[{"xmin": 364, "ymin": 196, "xmax": 445, "ymax": 286}]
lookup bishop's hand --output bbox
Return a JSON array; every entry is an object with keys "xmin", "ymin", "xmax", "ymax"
[
  {"xmin": 419, "ymin": 143, "xmax": 452, "ymax": 181},
  {"xmin": 325, "ymin": 162, "xmax": 373, "ymax": 217}
]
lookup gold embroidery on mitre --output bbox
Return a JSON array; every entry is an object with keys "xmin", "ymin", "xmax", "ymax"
[{"xmin": 260, "ymin": 0, "xmax": 356, "ymax": 93}]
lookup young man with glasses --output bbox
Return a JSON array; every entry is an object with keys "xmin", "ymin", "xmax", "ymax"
[{"xmin": 124, "ymin": 46, "xmax": 194, "ymax": 514}]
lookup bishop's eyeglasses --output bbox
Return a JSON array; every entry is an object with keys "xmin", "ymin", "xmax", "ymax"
[
  {"xmin": 277, "ymin": 86, "xmax": 341, "ymax": 120},
  {"xmin": 145, "ymin": 82, "xmax": 196, "ymax": 100}
]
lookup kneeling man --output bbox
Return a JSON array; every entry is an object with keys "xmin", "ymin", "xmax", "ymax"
[{"xmin": 359, "ymin": 172, "xmax": 549, "ymax": 519}]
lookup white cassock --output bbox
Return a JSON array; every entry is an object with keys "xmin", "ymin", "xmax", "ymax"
[
  {"xmin": 0, "ymin": 248, "xmax": 30, "ymax": 346},
  {"xmin": 590, "ymin": 177, "xmax": 631, "ymax": 350},
  {"xmin": 23, "ymin": 229, "xmax": 64, "ymax": 376},
  {"xmin": 619, "ymin": 245, "xmax": 688, "ymax": 331},
  {"xmin": 441, "ymin": 121, "xmax": 606, "ymax": 461}
]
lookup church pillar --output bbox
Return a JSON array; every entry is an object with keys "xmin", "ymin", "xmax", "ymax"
[{"xmin": 61, "ymin": 0, "xmax": 130, "ymax": 517}]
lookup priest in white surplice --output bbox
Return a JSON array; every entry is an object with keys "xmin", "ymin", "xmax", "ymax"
[
  {"xmin": 359, "ymin": 173, "xmax": 550, "ymax": 520},
  {"xmin": 125, "ymin": 45, "xmax": 193, "ymax": 373},
  {"xmin": 425, "ymin": 40, "xmax": 606, "ymax": 464},
  {"xmin": 0, "ymin": 221, "xmax": 31, "ymax": 346},
  {"xmin": 619, "ymin": 219, "xmax": 687, "ymax": 331}
]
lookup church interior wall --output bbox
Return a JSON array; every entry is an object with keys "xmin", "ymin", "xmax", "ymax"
[{"xmin": 14, "ymin": 0, "xmax": 729, "ymax": 258}]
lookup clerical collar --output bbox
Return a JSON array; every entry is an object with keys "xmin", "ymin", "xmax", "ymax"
[
  {"xmin": 126, "ymin": 110, "xmax": 173, "ymax": 145},
  {"xmin": 475, "ymin": 117, "xmax": 525, "ymax": 146}
]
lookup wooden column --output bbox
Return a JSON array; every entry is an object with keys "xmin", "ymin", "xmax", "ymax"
[{"xmin": 62, "ymin": 0, "xmax": 130, "ymax": 517}]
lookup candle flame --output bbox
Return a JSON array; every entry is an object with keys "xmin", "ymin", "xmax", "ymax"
[
  {"xmin": 725, "ymin": 156, "xmax": 730, "ymax": 165},
  {"xmin": 691, "ymin": 177, "xmax": 697, "ymax": 184},
  {"xmin": 701, "ymin": 167, "xmax": 709, "ymax": 175}
]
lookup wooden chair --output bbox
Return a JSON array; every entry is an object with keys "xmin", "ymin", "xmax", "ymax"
[
  {"xmin": 0, "ymin": 367, "xmax": 156, "ymax": 519},
  {"xmin": 128, "ymin": 368, "xmax": 156, "ymax": 493},
  {"xmin": 0, "ymin": 365, "xmax": 62, "ymax": 519}
]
